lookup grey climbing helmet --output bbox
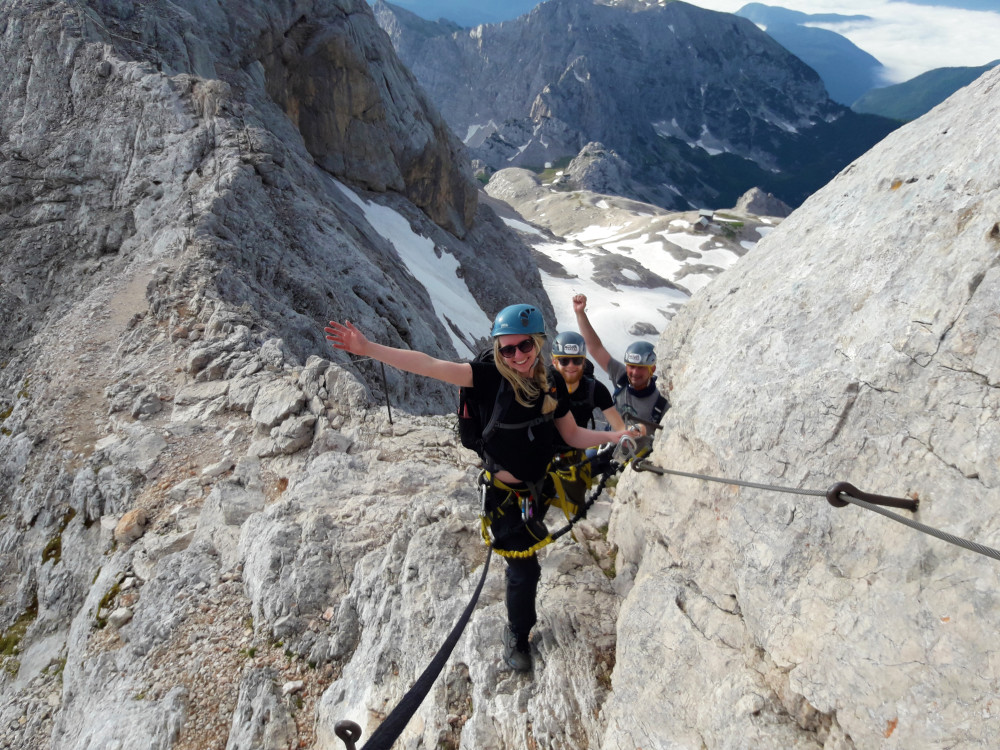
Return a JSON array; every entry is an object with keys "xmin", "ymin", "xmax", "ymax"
[
  {"xmin": 552, "ymin": 331, "xmax": 586, "ymax": 357},
  {"xmin": 623, "ymin": 340, "xmax": 656, "ymax": 366}
]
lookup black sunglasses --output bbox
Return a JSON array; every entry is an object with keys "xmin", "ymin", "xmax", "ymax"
[
  {"xmin": 498, "ymin": 338, "xmax": 536, "ymax": 358},
  {"xmin": 555, "ymin": 356, "xmax": 585, "ymax": 366}
]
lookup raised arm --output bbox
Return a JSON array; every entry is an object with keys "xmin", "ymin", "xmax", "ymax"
[
  {"xmin": 325, "ymin": 320, "xmax": 473, "ymax": 388},
  {"xmin": 572, "ymin": 294, "xmax": 612, "ymax": 372}
]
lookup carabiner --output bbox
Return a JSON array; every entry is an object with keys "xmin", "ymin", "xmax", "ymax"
[{"xmin": 615, "ymin": 433, "xmax": 638, "ymax": 464}]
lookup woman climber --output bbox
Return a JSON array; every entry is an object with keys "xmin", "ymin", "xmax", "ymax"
[{"xmin": 325, "ymin": 304, "xmax": 637, "ymax": 673}]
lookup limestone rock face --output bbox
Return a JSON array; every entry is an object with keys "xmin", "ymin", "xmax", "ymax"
[
  {"xmin": 0, "ymin": 0, "xmax": 545, "ymax": 407},
  {"xmin": 256, "ymin": 0, "xmax": 478, "ymax": 235},
  {"xmin": 0, "ymin": 1, "xmax": 551, "ymax": 747},
  {"xmin": 2, "ymin": 0, "xmax": 998, "ymax": 748},
  {"xmin": 605, "ymin": 65, "xmax": 1000, "ymax": 748}
]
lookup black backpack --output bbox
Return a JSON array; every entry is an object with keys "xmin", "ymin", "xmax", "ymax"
[{"xmin": 457, "ymin": 350, "xmax": 555, "ymax": 461}]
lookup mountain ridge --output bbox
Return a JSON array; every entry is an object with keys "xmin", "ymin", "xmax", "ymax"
[
  {"xmin": 374, "ymin": 0, "xmax": 899, "ymax": 211},
  {"xmin": 852, "ymin": 60, "xmax": 1000, "ymax": 121},
  {"xmin": 735, "ymin": 2, "xmax": 886, "ymax": 105}
]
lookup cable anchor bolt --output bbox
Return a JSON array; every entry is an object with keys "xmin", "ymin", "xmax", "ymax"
[{"xmin": 826, "ymin": 481, "xmax": 919, "ymax": 512}]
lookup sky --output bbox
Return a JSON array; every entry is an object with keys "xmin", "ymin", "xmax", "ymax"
[{"xmin": 680, "ymin": 0, "xmax": 1000, "ymax": 83}]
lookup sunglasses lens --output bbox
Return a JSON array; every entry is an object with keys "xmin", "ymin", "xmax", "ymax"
[
  {"xmin": 499, "ymin": 339, "xmax": 535, "ymax": 358},
  {"xmin": 557, "ymin": 357, "xmax": 584, "ymax": 366}
]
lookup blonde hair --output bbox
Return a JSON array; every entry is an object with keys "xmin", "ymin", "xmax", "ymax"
[{"xmin": 493, "ymin": 334, "xmax": 558, "ymax": 413}]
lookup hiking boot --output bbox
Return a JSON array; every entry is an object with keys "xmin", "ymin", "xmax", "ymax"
[{"xmin": 503, "ymin": 623, "xmax": 532, "ymax": 672}]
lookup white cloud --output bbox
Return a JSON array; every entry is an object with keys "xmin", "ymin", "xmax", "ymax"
[{"xmin": 687, "ymin": 0, "xmax": 1000, "ymax": 83}]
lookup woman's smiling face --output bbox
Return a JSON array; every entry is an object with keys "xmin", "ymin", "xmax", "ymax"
[{"xmin": 497, "ymin": 334, "xmax": 537, "ymax": 375}]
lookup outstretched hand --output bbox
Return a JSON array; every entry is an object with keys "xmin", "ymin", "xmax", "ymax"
[
  {"xmin": 325, "ymin": 320, "xmax": 368, "ymax": 356},
  {"xmin": 572, "ymin": 293, "xmax": 588, "ymax": 315},
  {"xmin": 617, "ymin": 426, "xmax": 643, "ymax": 442}
]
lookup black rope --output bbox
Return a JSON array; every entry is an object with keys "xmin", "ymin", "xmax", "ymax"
[
  {"xmin": 549, "ymin": 455, "xmax": 620, "ymax": 542},
  {"xmin": 632, "ymin": 459, "xmax": 1000, "ymax": 562},
  {"xmin": 336, "ymin": 545, "xmax": 494, "ymax": 750}
]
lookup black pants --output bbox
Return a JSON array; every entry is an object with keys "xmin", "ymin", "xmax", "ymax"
[{"xmin": 484, "ymin": 482, "xmax": 548, "ymax": 641}]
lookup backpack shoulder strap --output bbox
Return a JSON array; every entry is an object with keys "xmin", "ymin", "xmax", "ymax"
[
  {"xmin": 652, "ymin": 392, "xmax": 669, "ymax": 423},
  {"xmin": 612, "ymin": 374, "xmax": 628, "ymax": 401},
  {"xmin": 483, "ymin": 379, "xmax": 556, "ymax": 443},
  {"xmin": 481, "ymin": 379, "xmax": 514, "ymax": 445}
]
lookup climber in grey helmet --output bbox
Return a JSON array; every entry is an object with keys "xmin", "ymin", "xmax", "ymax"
[
  {"xmin": 325, "ymin": 304, "xmax": 638, "ymax": 674},
  {"xmin": 571, "ymin": 294, "xmax": 669, "ymax": 430}
]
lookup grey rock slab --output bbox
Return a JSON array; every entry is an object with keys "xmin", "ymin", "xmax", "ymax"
[
  {"xmin": 95, "ymin": 424, "xmax": 167, "ymax": 477},
  {"xmin": 225, "ymin": 668, "xmax": 296, "ymax": 750},
  {"xmin": 249, "ymin": 380, "xmax": 305, "ymax": 429},
  {"xmin": 602, "ymin": 65, "xmax": 1000, "ymax": 750}
]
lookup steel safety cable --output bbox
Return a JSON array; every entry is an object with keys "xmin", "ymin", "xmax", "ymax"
[
  {"xmin": 837, "ymin": 493, "xmax": 1000, "ymax": 562},
  {"xmin": 633, "ymin": 462, "xmax": 827, "ymax": 498},
  {"xmin": 631, "ymin": 457, "xmax": 1000, "ymax": 563}
]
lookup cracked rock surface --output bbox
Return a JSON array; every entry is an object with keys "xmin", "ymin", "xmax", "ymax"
[
  {"xmin": 1, "ymin": 0, "xmax": 999, "ymax": 748},
  {"xmin": 606, "ymin": 66, "xmax": 1000, "ymax": 749}
]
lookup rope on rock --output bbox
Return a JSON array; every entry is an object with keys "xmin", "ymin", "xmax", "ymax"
[
  {"xmin": 630, "ymin": 456, "xmax": 1000, "ymax": 562},
  {"xmin": 335, "ymin": 544, "xmax": 494, "ymax": 750}
]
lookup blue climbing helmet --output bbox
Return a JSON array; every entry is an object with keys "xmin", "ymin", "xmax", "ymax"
[
  {"xmin": 552, "ymin": 331, "xmax": 586, "ymax": 357},
  {"xmin": 623, "ymin": 340, "xmax": 656, "ymax": 366},
  {"xmin": 491, "ymin": 304, "xmax": 544, "ymax": 337}
]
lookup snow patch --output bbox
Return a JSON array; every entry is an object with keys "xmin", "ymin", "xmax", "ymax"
[
  {"xmin": 334, "ymin": 182, "xmax": 491, "ymax": 357},
  {"xmin": 502, "ymin": 217, "xmax": 544, "ymax": 236}
]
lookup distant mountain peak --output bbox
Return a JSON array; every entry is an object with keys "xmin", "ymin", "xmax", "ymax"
[
  {"xmin": 377, "ymin": 0, "xmax": 897, "ymax": 211},
  {"xmin": 737, "ymin": 2, "xmax": 871, "ymax": 25},
  {"xmin": 735, "ymin": 3, "xmax": 884, "ymax": 105}
]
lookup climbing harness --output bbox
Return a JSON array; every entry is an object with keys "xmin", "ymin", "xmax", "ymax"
[
  {"xmin": 478, "ymin": 434, "xmax": 647, "ymax": 558},
  {"xmin": 628, "ymin": 451, "xmax": 1000, "ymax": 562}
]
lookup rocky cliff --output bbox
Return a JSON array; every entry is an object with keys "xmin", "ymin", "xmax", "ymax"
[
  {"xmin": 0, "ymin": 1, "xmax": 553, "ymax": 747},
  {"xmin": 1, "ymin": 1, "xmax": 998, "ymax": 749},
  {"xmin": 373, "ymin": 0, "xmax": 899, "ymax": 211},
  {"xmin": 606, "ymin": 64, "xmax": 1000, "ymax": 748},
  {"xmin": 0, "ymin": 0, "xmax": 553, "ymax": 404}
]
